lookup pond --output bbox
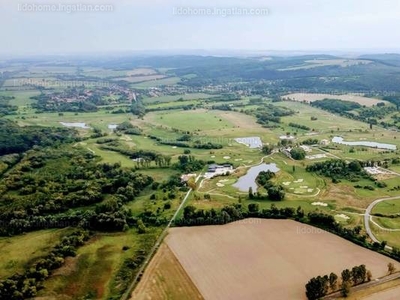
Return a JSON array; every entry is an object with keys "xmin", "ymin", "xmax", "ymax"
[
  {"xmin": 60, "ymin": 122, "xmax": 90, "ymax": 129},
  {"xmin": 233, "ymin": 163, "xmax": 280, "ymax": 192},
  {"xmin": 332, "ymin": 136, "xmax": 396, "ymax": 150},
  {"xmin": 235, "ymin": 137, "xmax": 262, "ymax": 149}
]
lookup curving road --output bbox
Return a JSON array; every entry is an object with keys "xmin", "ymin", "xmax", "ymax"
[{"xmin": 364, "ymin": 195, "xmax": 400, "ymax": 250}]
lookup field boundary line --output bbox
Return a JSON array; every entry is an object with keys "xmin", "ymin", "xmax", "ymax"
[{"xmin": 120, "ymin": 173, "xmax": 202, "ymax": 300}]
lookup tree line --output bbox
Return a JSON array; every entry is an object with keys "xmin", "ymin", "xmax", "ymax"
[{"xmin": 305, "ymin": 264, "xmax": 372, "ymax": 299}]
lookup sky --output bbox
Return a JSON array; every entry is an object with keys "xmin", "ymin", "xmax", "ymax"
[{"xmin": 1, "ymin": 0, "xmax": 400, "ymax": 55}]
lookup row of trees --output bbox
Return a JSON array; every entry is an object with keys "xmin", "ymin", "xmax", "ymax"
[
  {"xmin": 175, "ymin": 203, "xmax": 304, "ymax": 226},
  {"xmin": 305, "ymin": 265, "xmax": 371, "ymax": 299}
]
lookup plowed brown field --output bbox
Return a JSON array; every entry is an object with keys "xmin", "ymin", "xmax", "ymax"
[
  {"xmin": 131, "ymin": 243, "xmax": 203, "ymax": 300},
  {"xmin": 166, "ymin": 219, "xmax": 399, "ymax": 300}
]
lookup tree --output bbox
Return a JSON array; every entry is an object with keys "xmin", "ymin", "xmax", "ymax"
[
  {"xmin": 248, "ymin": 187, "xmax": 254, "ymax": 199},
  {"xmin": 305, "ymin": 276, "xmax": 329, "ymax": 300},
  {"xmin": 248, "ymin": 203, "xmax": 259, "ymax": 213},
  {"xmin": 267, "ymin": 185, "xmax": 285, "ymax": 201},
  {"xmin": 388, "ymin": 262, "xmax": 396, "ymax": 275},
  {"xmin": 329, "ymin": 272, "xmax": 338, "ymax": 291},
  {"xmin": 290, "ymin": 147, "xmax": 306, "ymax": 160},
  {"xmin": 262, "ymin": 144, "xmax": 274, "ymax": 155},
  {"xmin": 348, "ymin": 160, "xmax": 362, "ymax": 172},
  {"xmin": 341, "ymin": 269, "xmax": 352, "ymax": 285},
  {"xmin": 187, "ymin": 177, "xmax": 197, "ymax": 190},
  {"xmin": 340, "ymin": 281, "xmax": 351, "ymax": 297}
]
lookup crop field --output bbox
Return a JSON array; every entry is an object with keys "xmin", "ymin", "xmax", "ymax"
[
  {"xmin": 7, "ymin": 109, "xmax": 132, "ymax": 131},
  {"xmin": 281, "ymin": 93, "xmax": 388, "ymax": 106},
  {"xmin": 130, "ymin": 243, "xmax": 203, "ymax": 300},
  {"xmin": 0, "ymin": 90, "xmax": 40, "ymax": 106},
  {"xmin": 126, "ymin": 68, "xmax": 158, "ymax": 76},
  {"xmin": 145, "ymin": 109, "xmax": 235, "ymax": 132},
  {"xmin": 115, "ymin": 75, "xmax": 166, "ymax": 83},
  {"xmin": 166, "ymin": 219, "xmax": 398, "ymax": 300},
  {"xmin": 142, "ymin": 93, "xmax": 214, "ymax": 104},
  {"xmin": 279, "ymin": 59, "xmax": 372, "ymax": 71},
  {"xmin": 132, "ymin": 77, "xmax": 181, "ymax": 88}
]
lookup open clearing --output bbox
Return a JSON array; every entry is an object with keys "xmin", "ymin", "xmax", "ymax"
[
  {"xmin": 131, "ymin": 243, "xmax": 203, "ymax": 300},
  {"xmin": 279, "ymin": 59, "xmax": 371, "ymax": 71},
  {"xmin": 282, "ymin": 93, "xmax": 387, "ymax": 107},
  {"xmin": 0, "ymin": 229, "xmax": 72, "ymax": 279},
  {"xmin": 166, "ymin": 219, "xmax": 399, "ymax": 300}
]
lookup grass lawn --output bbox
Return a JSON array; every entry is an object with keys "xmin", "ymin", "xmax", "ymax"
[
  {"xmin": 371, "ymin": 222, "xmax": 400, "ymax": 249},
  {"xmin": 373, "ymin": 217, "xmax": 400, "ymax": 230},
  {"xmin": 0, "ymin": 228, "xmax": 72, "ymax": 279},
  {"xmin": 372, "ymin": 200, "xmax": 400, "ymax": 215}
]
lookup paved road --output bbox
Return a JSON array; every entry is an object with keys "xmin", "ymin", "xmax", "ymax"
[
  {"xmin": 364, "ymin": 195, "xmax": 400, "ymax": 250},
  {"xmin": 121, "ymin": 173, "xmax": 203, "ymax": 300}
]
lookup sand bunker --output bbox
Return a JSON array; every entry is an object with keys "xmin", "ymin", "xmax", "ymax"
[
  {"xmin": 293, "ymin": 179, "xmax": 304, "ymax": 183},
  {"xmin": 336, "ymin": 214, "xmax": 350, "ymax": 220},
  {"xmin": 282, "ymin": 182, "xmax": 291, "ymax": 186},
  {"xmin": 312, "ymin": 202, "xmax": 328, "ymax": 207},
  {"xmin": 223, "ymin": 156, "xmax": 231, "ymax": 159}
]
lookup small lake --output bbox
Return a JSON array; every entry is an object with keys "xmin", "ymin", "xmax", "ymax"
[
  {"xmin": 235, "ymin": 137, "xmax": 262, "ymax": 149},
  {"xmin": 332, "ymin": 136, "xmax": 397, "ymax": 150},
  {"xmin": 60, "ymin": 122, "xmax": 90, "ymax": 129},
  {"xmin": 233, "ymin": 163, "xmax": 280, "ymax": 192}
]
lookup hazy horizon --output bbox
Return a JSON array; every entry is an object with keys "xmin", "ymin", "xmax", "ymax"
[{"xmin": 1, "ymin": 0, "xmax": 400, "ymax": 56}]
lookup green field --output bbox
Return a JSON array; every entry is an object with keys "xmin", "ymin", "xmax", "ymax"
[
  {"xmin": 0, "ymin": 229, "xmax": 72, "ymax": 279},
  {"xmin": 371, "ymin": 223, "xmax": 400, "ymax": 249},
  {"xmin": 147, "ymin": 109, "xmax": 234, "ymax": 132},
  {"xmin": 0, "ymin": 90, "xmax": 40, "ymax": 106},
  {"xmin": 40, "ymin": 228, "xmax": 162, "ymax": 299},
  {"xmin": 373, "ymin": 216, "xmax": 400, "ymax": 229},
  {"xmin": 7, "ymin": 110, "xmax": 133, "ymax": 131},
  {"xmin": 132, "ymin": 77, "xmax": 181, "ymax": 88},
  {"xmin": 372, "ymin": 200, "xmax": 400, "ymax": 215},
  {"xmin": 142, "ymin": 93, "xmax": 214, "ymax": 104}
]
